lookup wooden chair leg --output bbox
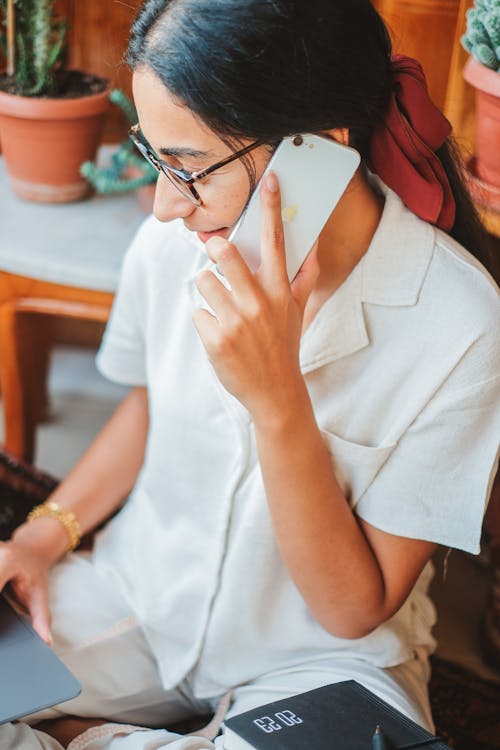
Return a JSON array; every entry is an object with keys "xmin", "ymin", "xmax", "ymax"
[
  {"xmin": 0, "ymin": 303, "xmax": 40, "ymax": 463},
  {"xmin": 0, "ymin": 297, "xmax": 110, "ymax": 463},
  {"xmin": 31, "ymin": 315, "xmax": 53, "ymax": 424}
]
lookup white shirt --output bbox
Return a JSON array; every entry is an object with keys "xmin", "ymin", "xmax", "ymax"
[{"xmin": 94, "ymin": 181, "xmax": 500, "ymax": 698}]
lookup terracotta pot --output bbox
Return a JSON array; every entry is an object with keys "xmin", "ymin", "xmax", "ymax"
[
  {"xmin": 0, "ymin": 79, "xmax": 110, "ymax": 203},
  {"xmin": 463, "ymin": 56, "xmax": 500, "ymax": 187},
  {"xmin": 464, "ymin": 156, "xmax": 500, "ymax": 237}
]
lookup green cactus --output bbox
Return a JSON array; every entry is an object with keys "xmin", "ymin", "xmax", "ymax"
[
  {"xmin": 461, "ymin": 0, "xmax": 500, "ymax": 72},
  {"xmin": 0, "ymin": 0, "xmax": 67, "ymax": 96},
  {"xmin": 109, "ymin": 88, "xmax": 138, "ymax": 127},
  {"xmin": 80, "ymin": 89, "xmax": 158, "ymax": 195}
]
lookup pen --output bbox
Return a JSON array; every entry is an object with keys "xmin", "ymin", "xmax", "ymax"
[{"xmin": 372, "ymin": 725, "xmax": 394, "ymax": 750}]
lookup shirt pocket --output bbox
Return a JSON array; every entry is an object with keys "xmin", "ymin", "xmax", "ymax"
[{"xmin": 320, "ymin": 429, "xmax": 395, "ymax": 507}]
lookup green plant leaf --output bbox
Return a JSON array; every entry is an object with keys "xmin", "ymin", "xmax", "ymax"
[
  {"xmin": 80, "ymin": 159, "xmax": 157, "ymax": 194},
  {"xmin": 470, "ymin": 17, "xmax": 490, "ymax": 44},
  {"xmin": 484, "ymin": 10, "xmax": 500, "ymax": 48},
  {"xmin": 473, "ymin": 41, "xmax": 498, "ymax": 68},
  {"xmin": 47, "ymin": 20, "xmax": 66, "ymax": 68},
  {"xmin": 109, "ymin": 88, "xmax": 138, "ymax": 126},
  {"xmin": 461, "ymin": 33, "xmax": 474, "ymax": 53}
]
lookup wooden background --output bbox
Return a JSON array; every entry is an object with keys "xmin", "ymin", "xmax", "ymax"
[
  {"xmin": 375, "ymin": 0, "xmax": 463, "ymax": 111},
  {"xmin": 45, "ymin": 0, "xmax": 474, "ymax": 150},
  {"xmin": 55, "ymin": 0, "xmax": 143, "ymax": 142},
  {"xmin": 0, "ymin": 1, "xmax": 474, "ymax": 147}
]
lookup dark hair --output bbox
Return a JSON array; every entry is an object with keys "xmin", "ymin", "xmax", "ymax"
[{"xmin": 128, "ymin": 0, "xmax": 495, "ymax": 277}]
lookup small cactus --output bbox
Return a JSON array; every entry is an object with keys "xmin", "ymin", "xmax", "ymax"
[
  {"xmin": 0, "ymin": 0, "xmax": 67, "ymax": 96},
  {"xmin": 80, "ymin": 89, "xmax": 158, "ymax": 195},
  {"xmin": 461, "ymin": 1, "xmax": 500, "ymax": 72}
]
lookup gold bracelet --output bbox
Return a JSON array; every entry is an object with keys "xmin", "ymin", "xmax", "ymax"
[{"xmin": 26, "ymin": 501, "xmax": 81, "ymax": 553}]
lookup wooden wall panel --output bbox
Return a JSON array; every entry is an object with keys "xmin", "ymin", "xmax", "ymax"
[
  {"xmin": 373, "ymin": 0, "xmax": 462, "ymax": 110},
  {"xmin": 60, "ymin": 0, "xmax": 142, "ymax": 142},
  {"xmin": 443, "ymin": 0, "xmax": 476, "ymax": 156}
]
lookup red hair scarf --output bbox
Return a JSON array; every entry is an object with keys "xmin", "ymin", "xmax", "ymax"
[{"xmin": 369, "ymin": 54, "xmax": 456, "ymax": 231}]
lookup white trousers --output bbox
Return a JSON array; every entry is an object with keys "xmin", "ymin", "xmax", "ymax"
[{"xmin": 2, "ymin": 552, "xmax": 434, "ymax": 749}]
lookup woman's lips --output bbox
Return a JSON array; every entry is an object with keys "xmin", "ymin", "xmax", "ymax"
[{"xmin": 196, "ymin": 227, "xmax": 230, "ymax": 243}]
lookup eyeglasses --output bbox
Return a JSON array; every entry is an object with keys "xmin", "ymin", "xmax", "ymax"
[{"xmin": 129, "ymin": 124, "xmax": 264, "ymax": 206}]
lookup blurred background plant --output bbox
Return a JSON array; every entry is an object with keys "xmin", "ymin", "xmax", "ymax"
[
  {"xmin": 80, "ymin": 89, "xmax": 157, "ymax": 197},
  {"xmin": 0, "ymin": 0, "xmax": 68, "ymax": 96},
  {"xmin": 461, "ymin": 0, "xmax": 500, "ymax": 71}
]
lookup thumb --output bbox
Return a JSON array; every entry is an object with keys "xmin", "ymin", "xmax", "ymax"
[
  {"xmin": 29, "ymin": 584, "xmax": 52, "ymax": 646},
  {"xmin": 291, "ymin": 241, "xmax": 320, "ymax": 314}
]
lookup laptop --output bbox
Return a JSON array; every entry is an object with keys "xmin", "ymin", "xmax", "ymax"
[{"xmin": 0, "ymin": 593, "xmax": 81, "ymax": 724}]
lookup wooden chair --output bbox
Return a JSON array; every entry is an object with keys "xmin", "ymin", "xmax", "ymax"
[{"xmin": 0, "ymin": 282, "xmax": 112, "ymax": 463}]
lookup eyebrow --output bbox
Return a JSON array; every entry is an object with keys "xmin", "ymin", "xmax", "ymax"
[{"xmin": 158, "ymin": 145, "xmax": 215, "ymax": 160}]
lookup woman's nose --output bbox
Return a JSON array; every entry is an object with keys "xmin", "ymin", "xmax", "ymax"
[{"xmin": 153, "ymin": 172, "xmax": 197, "ymax": 222}]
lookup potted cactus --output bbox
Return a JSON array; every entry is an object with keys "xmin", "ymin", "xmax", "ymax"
[
  {"xmin": 461, "ymin": 0, "xmax": 500, "ymax": 188},
  {"xmin": 0, "ymin": 0, "xmax": 110, "ymax": 203}
]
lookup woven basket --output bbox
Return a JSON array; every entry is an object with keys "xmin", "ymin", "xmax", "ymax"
[{"xmin": 0, "ymin": 450, "xmax": 59, "ymax": 541}]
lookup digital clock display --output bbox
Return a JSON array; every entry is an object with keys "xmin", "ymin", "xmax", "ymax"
[{"xmin": 253, "ymin": 710, "xmax": 304, "ymax": 733}]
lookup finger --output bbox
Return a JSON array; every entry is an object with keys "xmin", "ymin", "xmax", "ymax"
[
  {"xmin": 258, "ymin": 171, "xmax": 288, "ymax": 290},
  {"xmin": 195, "ymin": 269, "xmax": 236, "ymax": 324},
  {"xmin": 29, "ymin": 583, "xmax": 52, "ymax": 646},
  {"xmin": 204, "ymin": 236, "xmax": 258, "ymax": 302},
  {"xmin": 291, "ymin": 240, "xmax": 320, "ymax": 315},
  {"xmin": 192, "ymin": 307, "xmax": 220, "ymax": 353}
]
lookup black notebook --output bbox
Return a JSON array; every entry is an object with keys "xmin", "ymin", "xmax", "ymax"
[{"xmin": 223, "ymin": 680, "xmax": 450, "ymax": 750}]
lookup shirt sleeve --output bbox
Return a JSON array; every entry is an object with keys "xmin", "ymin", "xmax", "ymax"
[
  {"xmin": 354, "ymin": 333, "xmax": 500, "ymax": 555},
  {"xmin": 95, "ymin": 217, "xmax": 154, "ymax": 387}
]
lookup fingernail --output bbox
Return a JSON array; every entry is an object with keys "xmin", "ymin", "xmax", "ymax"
[{"xmin": 265, "ymin": 171, "xmax": 279, "ymax": 193}]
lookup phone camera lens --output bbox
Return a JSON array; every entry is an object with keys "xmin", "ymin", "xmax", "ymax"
[{"xmin": 293, "ymin": 135, "xmax": 303, "ymax": 146}]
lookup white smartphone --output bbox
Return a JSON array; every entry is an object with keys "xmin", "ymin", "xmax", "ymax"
[{"xmin": 228, "ymin": 134, "xmax": 361, "ymax": 281}]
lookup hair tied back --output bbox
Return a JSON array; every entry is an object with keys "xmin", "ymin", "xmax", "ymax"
[{"xmin": 368, "ymin": 54, "xmax": 456, "ymax": 231}]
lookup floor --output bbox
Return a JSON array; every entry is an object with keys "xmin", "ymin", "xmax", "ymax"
[{"xmin": 1, "ymin": 344, "xmax": 499, "ymax": 686}]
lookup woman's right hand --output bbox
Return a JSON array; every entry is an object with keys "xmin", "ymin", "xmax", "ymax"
[{"xmin": 0, "ymin": 536, "xmax": 52, "ymax": 645}]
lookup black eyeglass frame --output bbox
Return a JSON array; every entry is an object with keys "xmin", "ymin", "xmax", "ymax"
[{"xmin": 129, "ymin": 124, "xmax": 265, "ymax": 206}]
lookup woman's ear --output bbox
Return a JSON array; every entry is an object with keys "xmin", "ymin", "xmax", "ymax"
[{"xmin": 326, "ymin": 127, "xmax": 350, "ymax": 146}]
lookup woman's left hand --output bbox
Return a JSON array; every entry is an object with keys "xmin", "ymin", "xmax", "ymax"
[{"xmin": 193, "ymin": 171, "xmax": 319, "ymax": 422}]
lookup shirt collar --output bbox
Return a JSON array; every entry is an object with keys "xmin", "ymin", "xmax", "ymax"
[
  {"xmin": 300, "ymin": 178, "xmax": 435, "ymax": 372},
  {"xmin": 360, "ymin": 177, "xmax": 435, "ymax": 307}
]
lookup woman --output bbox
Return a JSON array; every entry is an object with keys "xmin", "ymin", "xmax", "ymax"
[{"xmin": 1, "ymin": 1, "xmax": 499, "ymax": 748}]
